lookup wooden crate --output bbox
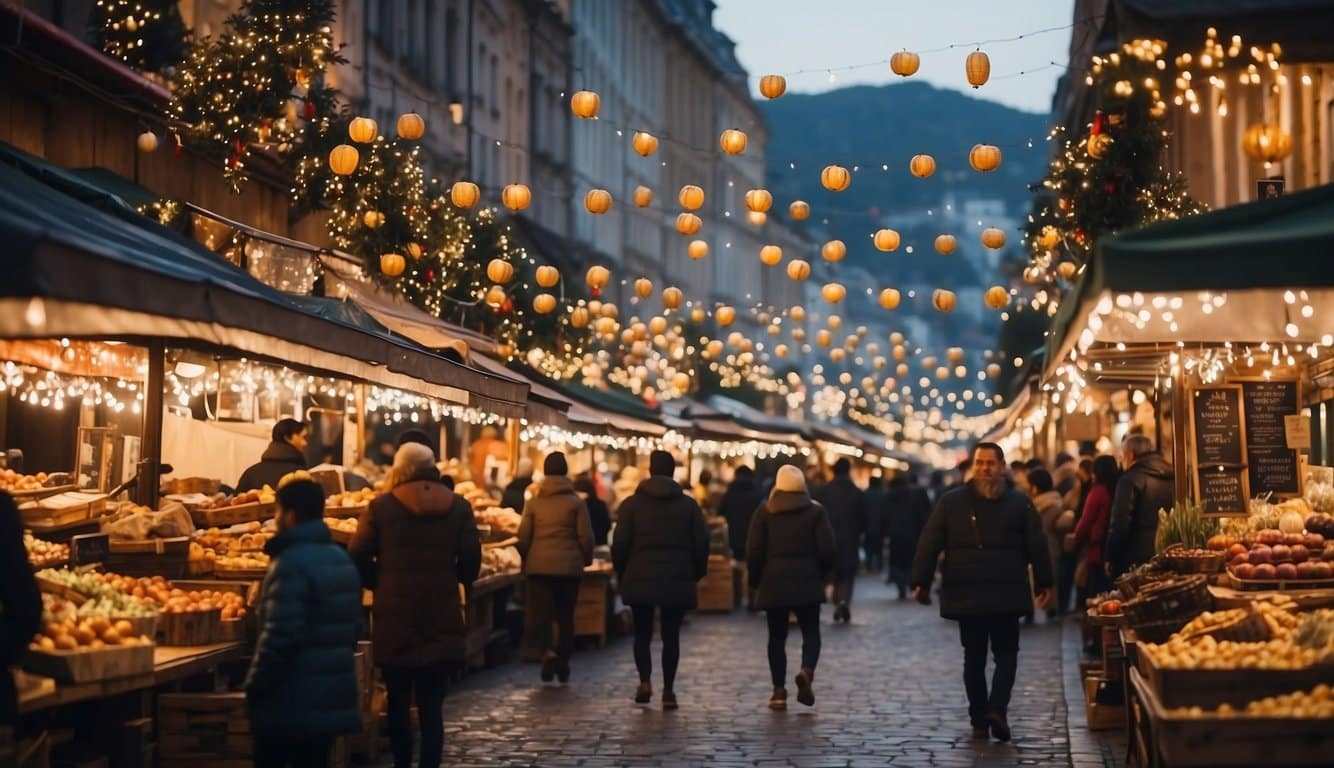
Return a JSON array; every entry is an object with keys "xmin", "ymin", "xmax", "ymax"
[
  {"xmin": 106, "ymin": 536, "xmax": 191, "ymax": 578},
  {"xmin": 696, "ymin": 556, "xmax": 735, "ymax": 613},
  {"xmin": 21, "ymin": 643, "xmax": 153, "ymax": 684},
  {"xmin": 323, "ymin": 504, "xmax": 367, "ymax": 520},
  {"xmin": 162, "ymin": 477, "xmax": 221, "ymax": 496},
  {"xmin": 158, "ymin": 693, "xmax": 250, "ymax": 765},
  {"xmin": 574, "ymin": 574, "xmax": 610, "ymax": 646},
  {"xmin": 212, "ymin": 566, "xmax": 269, "ymax": 581},
  {"xmin": 1224, "ymin": 570, "xmax": 1334, "ymax": 592},
  {"xmin": 1137, "ymin": 649, "xmax": 1334, "ymax": 709},
  {"xmin": 1083, "ymin": 675, "xmax": 1125, "ymax": 731},
  {"xmin": 188, "ymin": 502, "xmax": 276, "ymax": 528},
  {"xmin": 20, "ymin": 495, "xmax": 105, "ymax": 530},
  {"xmin": 158, "ymin": 609, "xmax": 221, "ymax": 647}
]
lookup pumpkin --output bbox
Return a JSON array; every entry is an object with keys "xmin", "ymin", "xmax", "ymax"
[
  {"xmin": 486, "ymin": 259, "xmax": 515, "ymax": 284},
  {"xmin": 570, "ymin": 90, "xmax": 600, "ymax": 118},
  {"xmin": 969, "ymin": 144, "xmax": 1002, "ymax": 172},
  {"xmin": 136, "ymin": 131, "xmax": 158, "ymax": 153},
  {"xmin": 891, "ymin": 50, "xmax": 920, "ymax": 77},
  {"xmin": 822, "ymin": 239, "xmax": 847, "ymax": 263},
  {"xmin": 981, "ymin": 228, "xmax": 1006, "ymax": 249},
  {"xmin": 966, "ymin": 50, "xmax": 990, "ymax": 88},
  {"xmin": 719, "ymin": 129, "xmax": 747, "ymax": 155},
  {"xmin": 759, "ymin": 245, "xmax": 783, "ymax": 266},
  {"xmin": 759, "ymin": 74, "xmax": 787, "ymax": 99},
  {"xmin": 716, "ymin": 306, "xmax": 736, "ymax": 326},
  {"xmin": 745, "ymin": 189, "xmax": 773, "ymax": 213},
  {"xmin": 328, "ymin": 144, "xmax": 359, "ymax": 175},
  {"xmin": 879, "ymin": 289, "xmax": 901, "ymax": 310},
  {"xmin": 821, "ymin": 283, "xmax": 847, "ymax": 303},
  {"xmin": 662, "ymin": 287, "xmax": 683, "ymax": 309},
  {"xmin": 586, "ymin": 265, "xmax": 611, "ymax": 289},
  {"xmin": 632, "ymin": 131, "xmax": 659, "ymax": 156},
  {"xmin": 396, "ymin": 112, "xmax": 425, "ymax": 140},
  {"xmin": 675, "ymin": 212, "xmax": 702, "ymax": 235},
  {"xmin": 450, "ymin": 181, "xmax": 480, "ymax": 208},
  {"xmin": 501, "ymin": 183, "xmax": 531, "ymax": 211},
  {"xmin": 932, "ymin": 289, "xmax": 957, "ymax": 313},
  {"xmin": 909, "ymin": 154, "xmax": 936, "ymax": 178},
  {"xmin": 934, "ymin": 234, "xmax": 957, "ymax": 255},
  {"xmin": 786, "ymin": 259, "xmax": 811, "ymax": 281},
  {"xmin": 380, "ymin": 253, "xmax": 405, "ymax": 277},
  {"xmin": 634, "ymin": 185, "xmax": 653, "ymax": 208},
  {"xmin": 678, "ymin": 185, "xmax": 705, "ymax": 211},
  {"xmin": 535, "ymin": 265, "xmax": 560, "ymax": 288},
  {"xmin": 585, "ymin": 189, "xmax": 613, "ymax": 214},
  {"xmin": 985, "ymin": 285, "xmax": 1010, "ymax": 309},
  {"xmin": 348, "ymin": 116, "xmax": 378, "ymax": 143},
  {"xmin": 634, "ymin": 278, "xmax": 653, "ymax": 298},
  {"xmin": 820, "ymin": 165, "xmax": 851, "ymax": 192},
  {"xmin": 788, "ymin": 200, "xmax": 810, "ymax": 220},
  {"xmin": 874, "ymin": 229, "xmax": 901, "ymax": 252},
  {"xmin": 687, "ymin": 240, "xmax": 709, "ymax": 260},
  {"xmin": 532, "ymin": 293, "xmax": 558, "ymax": 314}
]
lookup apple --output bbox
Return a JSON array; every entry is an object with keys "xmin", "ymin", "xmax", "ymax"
[
  {"xmin": 1290, "ymin": 544, "xmax": 1310, "ymax": 563},
  {"xmin": 1233, "ymin": 563, "xmax": 1256, "ymax": 579},
  {"xmin": 1276, "ymin": 563, "xmax": 1299, "ymax": 580},
  {"xmin": 1253, "ymin": 563, "xmax": 1278, "ymax": 579},
  {"xmin": 1249, "ymin": 546, "xmax": 1272, "ymax": 565},
  {"xmin": 1304, "ymin": 533, "xmax": 1325, "ymax": 550},
  {"xmin": 1310, "ymin": 562, "xmax": 1333, "ymax": 579},
  {"xmin": 1228, "ymin": 543, "xmax": 1248, "ymax": 558},
  {"xmin": 1295, "ymin": 561, "xmax": 1318, "ymax": 579},
  {"xmin": 1230, "ymin": 552, "xmax": 1250, "ymax": 567},
  {"xmin": 1271, "ymin": 544, "xmax": 1292, "ymax": 563},
  {"xmin": 1325, "ymin": 543, "xmax": 1334, "ymax": 562},
  {"xmin": 1284, "ymin": 533, "xmax": 1305, "ymax": 547},
  {"xmin": 1258, "ymin": 530, "xmax": 1284, "ymax": 546}
]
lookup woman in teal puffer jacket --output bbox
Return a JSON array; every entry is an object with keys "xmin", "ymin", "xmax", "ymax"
[{"xmin": 245, "ymin": 478, "xmax": 363, "ymax": 767}]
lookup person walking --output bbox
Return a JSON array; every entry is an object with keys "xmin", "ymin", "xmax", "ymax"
[
  {"xmin": 747, "ymin": 465, "xmax": 836, "ymax": 710},
  {"xmin": 611, "ymin": 451, "xmax": 709, "ymax": 710},
  {"xmin": 884, "ymin": 476, "xmax": 928, "ymax": 598},
  {"xmin": 814, "ymin": 458, "xmax": 867, "ymax": 623},
  {"xmin": 1105, "ymin": 434, "xmax": 1175, "ymax": 578},
  {"xmin": 573, "ymin": 474, "xmax": 612, "ymax": 546},
  {"xmin": 1027, "ymin": 468, "xmax": 1071, "ymax": 619},
  {"xmin": 718, "ymin": 465, "xmax": 765, "ymax": 560},
  {"xmin": 911, "ymin": 442, "xmax": 1053, "ymax": 742},
  {"xmin": 236, "ymin": 419, "xmax": 309, "ymax": 492},
  {"xmin": 517, "ymin": 452, "xmax": 594, "ymax": 683},
  {"xmin": 245, "ymin": 477, "xmax": 362, "ymax": 768},
  {"xmin": 349, "ymin": 444, "xmax": 481, "ymax": 768},
  {"xmin": 863, "ymin": 475, "xmax": 888, "ymax": 573},
  {"xmin": 1, "ymin": 492, "xmax": 41, "ymax": 742}
]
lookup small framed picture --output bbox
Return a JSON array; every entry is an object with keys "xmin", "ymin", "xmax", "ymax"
[{"xmin": 1257, "ymin": 177, "xmax": 1285, "ymax": 200}]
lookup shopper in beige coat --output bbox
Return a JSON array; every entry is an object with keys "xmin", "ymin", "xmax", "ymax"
[{"xmin": 517, "ymin": 452, "xmax": 594, "ymax": 683}]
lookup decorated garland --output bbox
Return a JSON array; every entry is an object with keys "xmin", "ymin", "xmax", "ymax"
[
  {"xmin": 1025, "ymin": 40, "xmax": 1205, "ymax": 282},
  {"xmin": 92, "ymin": 0, "xmax": 187, "ymax": 75},
  {"xmin": 170, "ymin": 0, "xmax": 343, "ymax": 189}
]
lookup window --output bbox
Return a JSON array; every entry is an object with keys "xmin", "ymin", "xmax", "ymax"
[{"xmin": 445, "ymin": 9, "xmax": 461, "ymax": 97}]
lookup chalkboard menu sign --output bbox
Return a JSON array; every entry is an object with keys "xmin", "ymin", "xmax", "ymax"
[
  {"xmin": 1238, "ymin": 378, "xmax": 1302, "ymax": 497},
  {"xmin": 1189, "ymin": 386, "xmax": 1250, "ymax": 516},
  {"xmin": 69, "ymin": 532, "xmax": 110, "ymax": 566}
]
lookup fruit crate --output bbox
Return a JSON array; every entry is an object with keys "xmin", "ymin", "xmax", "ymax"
[
  {"xmin": 157, "ymin": 693, "xmax": 250, "ymax": 766},
  {"xmin": 1224, "ymin": 570, "xmax": 1334, "ymax": 592},
  {"xmin": 1137, "ymin": 646, "xmax": 1334, "ymax": 709},
  {"xmin": 105, "ymin": 537, "xmax": 191, "ymax": 579},
  {"xmin": 187, "ymin": 502, "xmax": 276, "ymax": 528},
  {"xmin": 157, "ymin": 609, "xmax": 221, "ymax": 647},
  {"xmin": 21, "ymin": 643, "xmax": 154, "ymax": 684},
  {"xmin": 19, "ymin": 494, "xmax": 106, "ymax": 531},
  {"xmin": 1132, "ymin": 667, "xmax": 1334, "ymax": 767}
]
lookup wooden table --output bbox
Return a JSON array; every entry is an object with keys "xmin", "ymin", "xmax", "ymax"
[
  {"xmin": 464, "ymin": 572, "xmax": 521, "ymax": 667},
  {"xmin": 19, "ymin": 642, "xmax": 244, "ymax": 714}
]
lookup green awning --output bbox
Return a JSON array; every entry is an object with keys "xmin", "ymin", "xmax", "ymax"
[{"xmin": 1045, "ymin": 182, "xmax": 1334, "ymax": 377}]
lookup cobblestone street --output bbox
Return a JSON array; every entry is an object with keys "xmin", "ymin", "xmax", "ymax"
[{"xmin": 414, "ymin": 577, "xmax": 1120, "ymax": 767}]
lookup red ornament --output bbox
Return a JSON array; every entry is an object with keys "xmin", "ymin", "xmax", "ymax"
[
  {"xmin": 425, "ymin": 268, "xmax": 436, "ymax": 282},
  {"xmin": 304, "ymin": 99, "xmax": 316, "ymax": 120},
  {"xmin": 1091, "ymin": 110, "xmax": 1105, "ymax": 136},
  {"xmin": 501, "ymin": 298, "xmax": 514, "ymax": 314},
  {"xmin": 590, "ymin": 286, "xmax": 602, "ymax": 298},
  {"xmin": 173, "ymin": 133, "xmax": 183, "ymax": 158}
]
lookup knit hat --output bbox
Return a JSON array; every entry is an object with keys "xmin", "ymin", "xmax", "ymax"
[
  {"xmin": 543, "ymin": 452, "xmax": 569, "ymax": 477},
  {"xmin": 774, "ymin": 465, "xmax": 807, "ymax": 493},
  {"xmin": 649, "ymin": 450, "xmax": 675, "ymax": 477}
]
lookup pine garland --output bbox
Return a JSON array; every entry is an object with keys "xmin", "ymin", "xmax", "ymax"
[
  {"xmin": 92, "ymin": 0, "xmax": 187, "ymax": 75},
  {"xmin": 1026, "ymin": 41, "xmax": 1206, "ymax": 281},
  {"xmin": 170, "ymin": 0, "xmax": 344, "ymax": 190}
]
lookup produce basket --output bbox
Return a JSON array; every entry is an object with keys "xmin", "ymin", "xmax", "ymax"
[
  {"xmin": 1121, "ymin": 576, "xmax": 1211, "ymax": 624},
  {"xmin": 1127, "ymin": 616, "xmax": 1192, "ymax": 644},
  {"xmin": 1159, "ymin": 545, "xmax": 1226, "ymax": 574},
  {"xmin": 1115, "ymin": 566, "xmax": 1172, "ymax": 598},
  {"xmin": 1198, "ymin": 609, "xmax": 1272, "ymax": 643}
]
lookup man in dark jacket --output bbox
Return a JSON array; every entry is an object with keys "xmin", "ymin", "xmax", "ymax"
[
  {"xmin": 245, "ymin": 478, "xmax": 362, "ymax": 767},
  {"xmin": 612, "ymin": 451, "xmax": 709, "ymax": 710},
  {"xmin": 912, "ymin": 442, "xmax": 1052, "ymax": 743},
  {"xmin": 718, "ymin": 466, "xmax": 764, "ymax": 560},
  {"xmin": 814, "ymin": 458, "xmax": 867, "ymax": 623},
  {"xmin": 1105, "ymin": 434, "xmax": 1175, "ymax": 578},
  {"xmin": 884, "ymin": 476, "xmax": 929, "ymax": 598},
  {"xmin": 237, "ymin": 419, "xmax": 309, "ymax": 492},
  {"xmin": 350, "ymin": 443, "xmax": 480, "ymax": 768},
  {"xmin": 1, "ymin": 492, "xmax": 42, "ymax": 733}
]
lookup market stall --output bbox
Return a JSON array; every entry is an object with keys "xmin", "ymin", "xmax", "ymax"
[{"xmin": 1045, "ymin": 184, "xmax": 1334, "ymax": 765}]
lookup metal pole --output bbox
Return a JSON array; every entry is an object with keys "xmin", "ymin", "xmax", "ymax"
[{"xmin": 1172, "ymin": 360, "xmax": 1190, "ymax": 506}]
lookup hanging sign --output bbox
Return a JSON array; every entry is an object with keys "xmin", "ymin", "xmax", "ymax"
[{"xmin": 1189, "ymin": 385, "xmax": 1249, "ymax": 516}]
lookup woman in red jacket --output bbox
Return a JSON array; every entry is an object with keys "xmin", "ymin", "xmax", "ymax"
[{"xmin": 1069, "ymin": 455, "xmax": 1119, "ymax": 652}]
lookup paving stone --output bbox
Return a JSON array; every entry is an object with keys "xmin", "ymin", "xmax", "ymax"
[{"xmin": 372, "ymin": 576, "xmax": 1128, "ymax": 767}]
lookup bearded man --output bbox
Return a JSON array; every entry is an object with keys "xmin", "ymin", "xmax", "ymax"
[{"xmin": 911, "ymin": 442, "xmax": 1052, "ymax": 743}]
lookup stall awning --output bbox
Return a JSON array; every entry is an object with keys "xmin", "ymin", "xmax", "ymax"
[
  {"xmin": 0, "ymin": 146, "xmax": 529, "ymax": 415},
  {"xmin": 1045, "ymin": 182, "xmax": 1334, "ymax": 380}
]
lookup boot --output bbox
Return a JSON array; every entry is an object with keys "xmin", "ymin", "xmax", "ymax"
[
  {"xmin": 795, "ymin": 668, "xmax": 815, "ymax": 707},
  {"xmin": 540, "ymin": 651, "xmax": 557, "ymax": 683},
  {"xmin": 768, "ymin": 686, "xmax": 787, "ymax": 710},
  {"xmin": 986, "ymin": 712, "xmax": 1011, "ymax": 742},
  {"xmin": 662, "ymin": 689, "xmax": 678, "ymax": 711}
]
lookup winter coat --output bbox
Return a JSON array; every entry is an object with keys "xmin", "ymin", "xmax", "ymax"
[
  {"xmin": 517, "ymin": 476, "xmax": 594, "ymax": 577},
  {"xmin": 1072, "ymin": 484, "xmax": 1112, "ymax": 566},
  {"xmin": 718, "ymin": 476, "xmax": 765, "ymax": 559},
  {"xmin": 245, "ymin": 520, "xmax": 362, "ymax": 737},
  {"xmin": 911, "ymin": 484, "xmax": 1053, "ymax": 620},
  {"xmin": 1033, "ymin": 489, "xmax": 1069, "ymax": 587},
  {"xmin": 611, "ymin": 476, "xmax": 710, "ymax": 607},
  {"xmin": 585, "ymin": 495, "xmax": 612, "ymax": 546},
  {"xmin": 864, "ymin": 484, "xmax": 889, "ymax": 543},
  {"xmin": 885, "ymin": 482, "xmax": 930, "ymax": 568},
  {"xmin": 349, "ymin": 480, "xmax": 481, "ymax": 667},
  {"xmin": 1, "ymin": 493, "xmax": 41, "ymax": 727},
  {"xmin": 746, "ymin": 490, "xmax": 837, "ymax": 608},
  {"xmin": 814, "ymin": 475, "xmax": 868, "ymax": 579},
  {"xmin": 236, "ymin": 441, "xmax": 307, "ymax": 492},
  {"xmin": 500, "ymin": 476, "xmax": 532, "ymax": 512},
  {"xmin": 1105, "ymin": 453, "xmax": 1175, "ymax": 575}
]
